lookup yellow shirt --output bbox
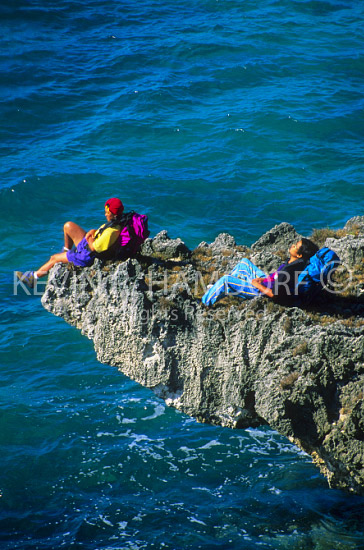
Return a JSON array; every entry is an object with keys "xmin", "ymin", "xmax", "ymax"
[{"xmin": 93, "ymin": 224, "xmax": 121, "ymax": 253}]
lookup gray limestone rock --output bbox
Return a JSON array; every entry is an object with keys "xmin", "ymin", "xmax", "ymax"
[
  {"xmin": 344, "ymin": 215, "xmax": 364, "ymax": 233},
  {"xmin": 325, "ymin": 235, "xmax": 364, "ymax": 268},
  {"xmin": 141, "ymin": 230, "xmax": 191, "ymax": 260},
  {"xmin": 251, "ymin": 222, "xmax": 301, "ymax": 253},
  {"xmin": 41, "ymin": 220, "xmax": 364, "ymax": 495}
]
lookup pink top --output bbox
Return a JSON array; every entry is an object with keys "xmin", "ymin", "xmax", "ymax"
[{"xmin": 261, "ymin": 263, "xmax": 286, "ymax": 289}]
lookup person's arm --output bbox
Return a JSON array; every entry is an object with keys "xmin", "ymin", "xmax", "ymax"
[
  {"xmin": 251, "ymin": 278, "xmax": 274, "ymax": 298},
  {"xmin": 85, "ymin": 229, "xmax": 97, "ymax": 251}
]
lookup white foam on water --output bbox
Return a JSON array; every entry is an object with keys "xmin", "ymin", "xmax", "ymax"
[
  {"xmin": 199, "ymin": 439, "xmax": 223, "ymax": 450},
  {"xmin": 142, "ymin": 403, "xmax": 165, "ymax": 420},
  {"xmin": 188, "ymin": 516, "xmax": 207, "ymax": 526}
]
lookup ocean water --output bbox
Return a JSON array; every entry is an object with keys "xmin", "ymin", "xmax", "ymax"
[{"xmin": 1, "ymin": 0, "xmax": 364, "ymax": 548}]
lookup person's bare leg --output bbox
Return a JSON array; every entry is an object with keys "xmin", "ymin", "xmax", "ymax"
[
  {"xmin": 16, "ymin": 224, "xmax": 84, "ymax": 287},
  {"xmin": 63, "ymin": 222, "xmax": 86, "ymax": 249},
  {"xmin": 35, "ymin": 252, "xmax": 69, "ymax": 278}
]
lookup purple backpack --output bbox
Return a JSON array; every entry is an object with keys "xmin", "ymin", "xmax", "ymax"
[{"xmin": 118, "ymin": 211, "xmax": 150, "ymax": 257}]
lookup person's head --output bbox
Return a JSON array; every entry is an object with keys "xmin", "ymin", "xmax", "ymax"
[
  {"xmin": 289, "ymin": 238, "xmax": 319, "ymax": 261},
  {"xmin": 105, "ymin": 198, "xmax": 124, "ymax": 221}
]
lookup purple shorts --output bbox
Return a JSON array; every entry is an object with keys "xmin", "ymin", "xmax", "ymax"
[{"xmin": 66, "ymin": 237, "xmax": 95, "ymax": 267}]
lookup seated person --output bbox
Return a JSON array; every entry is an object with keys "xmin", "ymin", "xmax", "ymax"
[
  {"xmin": 202, "ymin": 238, "xmax": 319, "ymax": 306},
  {"xmin": 16, "ymin": 197, "xmax": 124, "ymax": 288}
]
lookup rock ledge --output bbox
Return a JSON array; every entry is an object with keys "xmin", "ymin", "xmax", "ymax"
[{"xmin": 42, "ymin": 219, "xmax": 364, "ymax": 495}]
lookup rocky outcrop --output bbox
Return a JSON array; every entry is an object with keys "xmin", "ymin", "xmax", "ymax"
[{"xmin": 41, "ymin": 218, "xmax": 364, "ymax": 495}]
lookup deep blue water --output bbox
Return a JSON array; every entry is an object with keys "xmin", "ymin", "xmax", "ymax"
[{"xmin": 1, "ymin": 0, "xmax": 364, "ymax": 548}]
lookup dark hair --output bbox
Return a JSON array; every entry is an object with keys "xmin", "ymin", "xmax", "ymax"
[{"xmin": 297, "ymin": 238, "xmax": 319, "ymax": 260}]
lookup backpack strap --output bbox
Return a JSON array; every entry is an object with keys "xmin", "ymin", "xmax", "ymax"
[
  {"xmin": 95, "ymin": 218, "xmax": 122, "ymax": 237},
  {"xmin": 124, "ymin": 211, "xmax": 136, "ymax": 238}
]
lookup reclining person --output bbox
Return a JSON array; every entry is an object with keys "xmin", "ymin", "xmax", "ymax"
[
  {"xmin": 16, "ymin": 197, "xmax": 124, "ymax": 288},
  {"xmin": 202, "ymin": 238, "xmax": 319, "ymax": 306}
]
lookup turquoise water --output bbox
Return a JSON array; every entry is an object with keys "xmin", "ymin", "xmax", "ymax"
[{"xmin": 1, "ymin": 0, "xmax": 364, "ymax": 548}]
